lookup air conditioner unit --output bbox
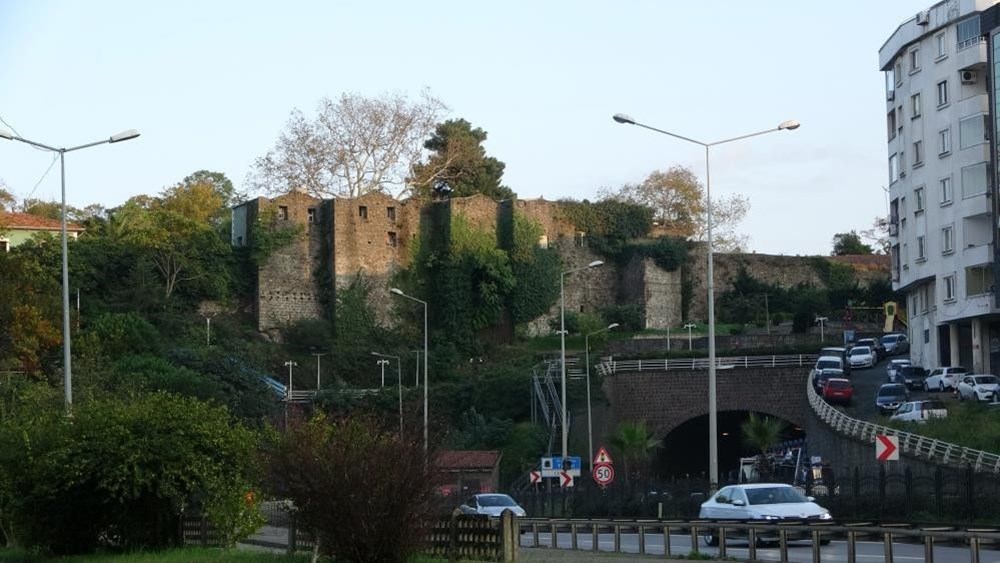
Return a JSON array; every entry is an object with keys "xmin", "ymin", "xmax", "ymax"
[
  {"xmin": 916, "ymin": 11, "xmax": 930, "ymax": 25},
  {"xmin": 961, "ymin": 70, "xmax": 977, "ymax": 84}
]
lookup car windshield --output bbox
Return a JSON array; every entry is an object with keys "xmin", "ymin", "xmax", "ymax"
[
  {"xmin": 819, "ymin": 369, "xmax": 843, "ymax": 376},
  {"xmin": 477, "ymin": 494, "xmax": 516, "ymax": 507},
  {"xmin": 974, "ymin": 376, "xmax": 999, "ymax": 385},
  {"xmin": 746, "ymin": 487, "xmax": 809, "ymax": 505},
  {"xmin": 901, "ymin": 367, "xmax": 926, "ymax": 377},
  {"xmin": 879, "ymin": 385, "xmax": 906, "ymax": 397},
  {"xmin": 881, "ymin": 335, "xmax": 898, "ymax": 344},
  {"xmin": 850, "ymin": 347, "xmax": 870, "ymax": 356},
  {"xmin": 817, "ymin": 360, "xmax": 839, "ymax": 369}
]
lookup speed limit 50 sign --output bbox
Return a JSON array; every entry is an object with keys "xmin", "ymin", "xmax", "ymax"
[{"xmin": 593, "ymin": 464, "xmax": 615, "ymax": 486}]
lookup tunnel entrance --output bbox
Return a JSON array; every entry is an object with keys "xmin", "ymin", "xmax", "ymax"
[{"xmin": 653, "ymin": 411, "xmax": 805, "ymax": 480}]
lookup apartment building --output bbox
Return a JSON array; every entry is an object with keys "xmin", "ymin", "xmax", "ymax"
[{"xmin": 880, "ymin": 0, "xmax": 1000, "ymax": 374}]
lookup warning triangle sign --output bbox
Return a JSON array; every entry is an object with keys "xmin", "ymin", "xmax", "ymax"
[{"xmin": 594, "ymin": 447, "xmax": 614, "ymax": 465}]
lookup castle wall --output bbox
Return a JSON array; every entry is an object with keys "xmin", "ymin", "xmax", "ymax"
[{"xmin": 621, "ymin": 256, "xmax": 683, "ymax": 330}]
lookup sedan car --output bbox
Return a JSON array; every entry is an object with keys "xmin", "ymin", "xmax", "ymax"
[
  {"xmin": 881, "ymin": 334, "xmax": 909, "ymax": 356},
  {"xmin": 924, "ymin": 367, "xmax": 967, "ymax": 392},
  {"xmin": 895, "ymin": 366, "xmax": 929, "ymax": 390},
  {"xmin": 849, "ymin": 346, "xmax": 875, "ymax": 369},
  {"xmin": 699, "ymin": 483, "xmax": 832, "ymax": 546},
  {"xmin": 876, "ymin": 383, "xmax": 910, "ymax": 415},
  {"xmin": 886, "ymin": 359, "xmax": 911, "ymax": 381},
  {"xmin": 458, "ymin": 494, "xmax": 526, "ymax": 517},
  {"xmin": 956, "ymin": 375, "xmax": 1000, "ymax": 403},
  {"xmin": 856, "ymin": 338, "xmax": 882, "ymax": 362},
  {"xmin": 822, "ymin": 378, "xmax": 853, "ymax": 405},
  {"xmin": 890, "ymin": 400, "xmax": 948, "ymax": 423}
]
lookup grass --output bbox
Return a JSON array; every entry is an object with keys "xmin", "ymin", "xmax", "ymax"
[
  {"xmin": 887, "ymin": 400, "xmax": 1000, "ymax": 452},
  {"xmin": 0, "ymin": 548, "xmax": 474, "ymax": 563}
]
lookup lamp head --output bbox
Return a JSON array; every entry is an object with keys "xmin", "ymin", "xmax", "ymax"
[
  {"xmin": 607, "ymin": 323, "xmax": 620, "ymax": 330},
  {"xmin": 109, "ymin": 129, "xmax": 140, "ymax": 143},
  {"xmin": 0, "ymin": 128, "xmax": 13, "ymax": 141},
  {"xmin": 778, "ymin": 120, "xmax": 801, "ymax": 131},
  {"xmin": 588, "ymin": 260, "xmax": 604, "ymax": 268},
  {"xmin": 612, "ymin": 113, "xmax": 635, "ymax": 125},
  {"xmin": 389, "ymin": 287, "xmax": 404, "ymax": 296}
]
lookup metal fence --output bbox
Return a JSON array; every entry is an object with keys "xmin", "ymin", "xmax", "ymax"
[{"xmin": 597, "ymin": 354, "xmax": 819, "ymax": 375}]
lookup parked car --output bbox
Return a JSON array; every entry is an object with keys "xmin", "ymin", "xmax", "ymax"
[
  {"xmin": 810, "ymin": 356, "xmax": 845, "ymax": 379},
  {"xmin": 822, "ymin": 378, "xmax": 854, "ymax": 405},
  {"xmin": 956, "ymin": 375, "xmax": 1000, "ymax": 403},
  {"xmin": 699, "ymin": 483, "xmax": 832, "ymax": 546},
  {"xmin": 848, "ymin": 346, "xmax": 875, "ymax": 369},
  {"xmin": 886, "ymin": 359, "xmax": 912, "ymax": 381},
  {"xmin": 819, "ymin": 347, "xmax": 851, "ymax": 376},
  {"xmin": 924, "ymin": 366, "xmax": 967, "ymax": 392},
  {"xmin": 895, "ymin": 366, "xmax": 929, "ymax": 390},
  {"xmin": 880, "ymin": 334, "xmax": 909, "ymax": 356},
  {"xmin": 876, "ymin": 383, "xmax": 910, "ymax": 415},
  {"xmin": 458, "ymin": 494, "xmax": 526, "ymax": 517},
  {"xmin": 890, "ymin": 400, "xmax": 948, "ymax": 423},
  {"xmin": 812, "ymin": 368, "xmax": 844, "ymax": 394},
  {"xmin": 856, "ymin": 338, "xmax": 882, "ymax": 362}
]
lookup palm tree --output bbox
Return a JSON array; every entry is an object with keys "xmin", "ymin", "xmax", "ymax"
[
  {"xmin": 610, "ymin": 421, "xmax": 660, "ymax": 484},
  {"xmin": 740, "ymin": 413, "xmax": 786, "ymax": 482}
]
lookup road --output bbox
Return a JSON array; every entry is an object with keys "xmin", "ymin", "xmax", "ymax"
[
  {"xmin": 522, "ymin": 531, "xmax": 1000, "ymax": 562},
  {"xmin": 834, "ymin": 350, "xmax": 955, "ymax": 421}
]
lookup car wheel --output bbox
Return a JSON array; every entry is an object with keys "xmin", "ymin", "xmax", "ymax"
[{"xmin": 704, "ymin": 531, "xmax": 718, "ymax": 547}]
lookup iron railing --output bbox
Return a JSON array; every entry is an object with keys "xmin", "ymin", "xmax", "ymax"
[{"xmin": 598, "ymin": 354, "xmax": 819, "ymax": 375}]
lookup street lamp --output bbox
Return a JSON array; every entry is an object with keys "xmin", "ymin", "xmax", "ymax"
[
  {"xmin": 560, "ymin": 260, "xmax": 603, "ymax": 464},
  {"xmin": 283, "ymin": 360, "xmax": 298, "ymax": 400},
  {"xmin": 815, "ymin": 316, "xmax": 829, "ymax": 342},
  {"xmin": 683, "ymin": 323, "xmax": 697, "ymax": 350},
  {"xmin": 376, "ymin": 358, "xmax": 389, "ymax": 387},
  {"xmin": 0, "ymin": 126, "xmax": 140, "ymax": 412},
  {"xmin": 390, "ymin": 287, "xmax": 428, "ymax": 457},
  {"xmin": 613, "ymin": 112, "xmax": 799, "ymax": 488},
  {"xmin": 311, "ymin": 352, "xmax": 327, "ymax": 389},
  {"xmin": 585, "ymin": 322, "xmax": 619, "ymax": 471},
  {"xmin": 372, "ymin": 351, "xmax": 404, "ymax": 438}
]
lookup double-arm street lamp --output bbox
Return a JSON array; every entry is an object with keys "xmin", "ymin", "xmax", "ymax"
[
  {"xmin": 372, "ymin": 351, "xmax": 404, "ymax": 438},
  {"xmin": 612, "ymin": 113, "xmax": 799, "ymax": 488},
  {"xmin": 390, "ymin": 288, "xmax": 428, "ymax": 456},
  {"xmin": 0, "ymin": 127, "xmax": 140, "ymax": 412},
  {"xmin": 560, "ymin": 260, "xmax": 603, "ymax": 463},
  {"xmin": 585, "ymin": 322, "xmax": 618, "ymax": 471}
]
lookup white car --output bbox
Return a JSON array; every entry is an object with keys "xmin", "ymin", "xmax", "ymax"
[
  {"xmin": 848, "ymin": 346, "xmax": 875, "ymax": 369},
  {"xmin": 886, "ymin": 359, "xmax": 911, "ymax": 380},
  {"xmin": 810, "ymin": 356, "xmax": 844, "ymax": 378},
  {"xmin": 956, "ymin": 375, "xmax": 1000, "ymax": 403},
  {"xmin": 890, "ymin": 400, "xmax": 948, "ymax": 423},
  {"xmin": 698, "ymin": 483, "xmax": 832, "ymax": 546},
  {"xmin": 458, "ymin": 494, "xmax": 526, "ymax": 517},
  {"xmin": 924, "ymin": 367, "xmax": 967, "ymax": 392}
]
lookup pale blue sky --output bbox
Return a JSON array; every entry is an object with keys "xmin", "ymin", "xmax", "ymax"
[{"xmin": 0, "ymin": 0, "xmax": 931, "ymax": 254}]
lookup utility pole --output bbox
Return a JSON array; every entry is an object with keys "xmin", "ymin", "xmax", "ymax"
[
  {"xmin": 311, "ymin": 352, "xmax": 326, "ymax": 389},
  {"xmin": 764, "ymin": 294, "xmax": 771, "ymax": 335}
]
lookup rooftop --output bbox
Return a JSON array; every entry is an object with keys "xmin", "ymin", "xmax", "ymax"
[{"xmin": 0, "ymin": 211, "xmax": 84, "ymax": 232}]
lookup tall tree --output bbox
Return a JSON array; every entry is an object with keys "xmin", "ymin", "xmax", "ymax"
[
  {"xmin": 248, "ymin": 91, "xmax": 446, "ymax": 198},
  {"xmin": 0, "ymin": 182, "xmax": 15, "ymax": 212},
  {"xmin": 831, "ymin": 231, "xmax": 873, "ymax": 255},
  {"xmin": 409, "ymin": 119, "xmax": 514, "ymax": 200},
  {"xmin": 159, "ymin": 171, "xmax": 236, "ymax": 225},
  {"xmin": 859, "ymin": 217, "xmax": 890, "ymax": 255}
]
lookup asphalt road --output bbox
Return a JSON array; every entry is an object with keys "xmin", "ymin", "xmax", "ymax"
[
  {"xmin": 835, "ymin": 352, "xmax": 954, "ymax": 421},
  {"xmin": 522, "ymin": 531, "xmax": 1000, "ymax": 562}
]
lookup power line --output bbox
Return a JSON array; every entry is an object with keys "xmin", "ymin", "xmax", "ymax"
[{"xmin": 23, "ymin": 153, "xmax": 60, "ymax": 202}]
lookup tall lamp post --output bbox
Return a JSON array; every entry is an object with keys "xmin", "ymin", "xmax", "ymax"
[
  {"xmin": 372, "ymin": 351, "xmax": 404, "ymax": 438},
  {"xmin": 585, "ymin": 323, "xmax": 619, "ymax": 471},
  {"xmin": 613, "ymin": 113, "xmax": 799, "ymax": 488},
  {"xmin": 560, "ymin": 260, "xmax": 603, "ymax": 464},
  {"xmin": 683, "ymin": 323, "xmax": 697, "ymax": 350},
  {"xmin": 815, "ymin": 316, "xmax": 829, "ymax": 342},
  {"xmin": 311, "ymin": 352, "xmax": 327, "ymax": 389},
  {"xmin": 390, "ymin": 288, "xmax": 428, "ymax": 457},
  {"xmin": 0, "ymin": 127, "xmax": 140, "ymax": 412},
  {"xmin": 376, "ymin": 359, "xmax": 389, "ymax": 387}
]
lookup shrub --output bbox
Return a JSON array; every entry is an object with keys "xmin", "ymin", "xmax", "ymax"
[{"xmin": 601, "ymin": 304, "xmax": 644, "ymax": 332}]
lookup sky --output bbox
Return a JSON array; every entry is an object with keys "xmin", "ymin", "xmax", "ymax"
[{"xmin": 0, "ymin": 0, "xmax": 935, "ymax": 255}]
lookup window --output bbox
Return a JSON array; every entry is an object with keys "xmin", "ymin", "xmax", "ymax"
[
  {"xmin": 917, "ymin": 236, "xmax": 926, "ymax": 261},
  {"xmin": 387, "ymin": 231, "xmax": 398, "ymax": 247},
  {"xmin": 895, "ymin": 61, "xmax": 903, "ymax": 86},
  {"xmin": 278, "ymin": 206, "xmax": 289, "ymax": 220},
  {"xmin": 920, "ymin": 285, "xmax": 929, "ymax": 313},
  {"xmin": 387, "ymin": 206, "xmax": 396, "ymax": 221},
  {"xmin": 913, "ymin": 141, "xmax": 924, "ymax": 167},
  {"xmin": 940, "ymin": 176, "xmax": 953, "ymax": 204},
  {"xmin": 887, "ymin": 111, "xmax": 897, "ymax": 140},
  {"xmin": 914, "ymin": 187, "xmax": 925, "ymax": 212},
  {"xmin": 886, "ymin": 69, "xmax": 896, "ymax": 99},
  {"xmin": 911, "ymin": 93, "xmax": 921, "ymax": 118},
  {"xmin": 957, "ymin": 17, "xmax": 981, "ymax": 50},
  {"xmin": 966, "ymin": 265, "xmax": 991, "ymax": 295},
  {"xmin": 942, "ymin": 225, "xmax": 954, "ymax": 254},
  {"xmin": 938, "ymin": 128, "xmax": 951, "ymax": 155},
  {"xmin": 959, "ymin": 114, "xmax": 987, "ymax": 149},
  {"xmin": 889, "ymin": 153, "xmax": 901, "ymax": 183},
  {"xmin": 307, "ymin": 208, "xmax": 316, "ymax": 223},
  {"xmin": 937, "ymin": 80, "xmax": 949, "ymax": 107},
  {"xmin": 936, "ymin": 32, "xmax": 947, "ymax": 58},
  {"xmin": 961, "ymin": 162, "xmax": 988, "ymax": 197},
  {"xmin": 897, "ymin": 105, "xmax": 904, "ymax": 129},
  {"xmin": 358, "ymin": 205, "xmax": 368, "ymax": 219},
  {"xmin": 944, "ymin": 274, "xmax": 956, "ymax": 301},
  {"xmin": 909, "ymin": 47, "xmax": 920, "ymax": 72}
]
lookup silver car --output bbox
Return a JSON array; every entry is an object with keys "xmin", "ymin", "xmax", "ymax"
[
  {"xmin": 458, "ymin": 494, "xmax": 526, "ymax": 517},
  {"xmin": 699, "ymin": 484, "xmax": 831, "ymax": 546}
]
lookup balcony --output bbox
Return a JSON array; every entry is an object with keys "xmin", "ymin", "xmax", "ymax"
[
  {"xmin": 962, "ymin": 242, "xmax": 993, "ymax": 267},
  {"xmin": 956, "ymin": 38, "xmax": 987, "ymax": 71}
]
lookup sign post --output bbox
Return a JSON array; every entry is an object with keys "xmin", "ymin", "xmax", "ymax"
[{"xmin": 876, "ymin": 435, "xmax": 899, "ymax": 462}]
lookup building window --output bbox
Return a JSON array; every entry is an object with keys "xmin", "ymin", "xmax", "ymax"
[
  {"xmin": 908, "ymin": 47, "xmax": 920, "ymax": 72},
  {"xmin": 936, "ymin": 31, "xmax": 947, "ymax": 59},
  {"xmin": 942, "ymin": 225, "xmax": 954, "ymax": 254},
  {"xmin": 887, "ymin": 111, "xmax": 897, "ymax": 140},
  {"xmin": 959, "ymin": 114, "xmax": 987, "ymax": 149},
  {"xmin": 961, "ymin": 162, "xmax": 988, "ymax": 198},
  {"xmin": 889, "ymin": 153, "xmax": 900, "ymax": 183},
  {"xmin": 359, "ymin": 205, "xmax": 368, "ymax": 219},
  {"xmin": 938, "ymin": 128, "xmax": 951, "ymax": 155},
  {"xmin": 911, "ymin": 93, "xmax": 921, "ymax": 118},
  {"xmin": 307, "ymin": 208, "xmax": 316, "ymax": 223},
  {"xmin": 937, "ymin": 80, "xmax": 949, "ymax": 107},
  {"xmin": 886, "ymin": 69, "xmax": 896, "ymax": 99},
  {"xmin": 278, "ymin": 206, "xmax": 289, "ymax": 220},
  {"xmin": 387, "ymin": 206, "xmax": 396, "ymax": 221},
  {"xmin": 940, "ymin": 176, "xmax": 953, "ymax": 204},
  {"xmin": 957, "ymin": 17, "xmax": 981, "ymax": 50},
  {"xmin": 914, "ymin": 187, "xmax": 925, "ymax": 212},
  {"xmin": 913, "ymin": 141, "xmax": 924, "ymax": 167},
  {"xmin": 387, "ymin": 231, "xmax": 398, "ymax": 247},
  {"xmin": 967, "ymin": 265, "xmax": 991, "ymax": 295},
  {"xmin": 920, "ymin": 285, "xmax": 929, "ymax": 313},
  {"xmin": 897, "ymin": 105, "xmax": 904, "ymax": 130},
  {"xmin": 944, "ymin": 274, "xmax": 956, "ymax": 301},
  {"xmin": 895, "ymin": 60, "xmax": 903, "ymax": 86},
  {"xmin": 924, "ymin": 329, "xmax": 930, "ymax": 344},
  {"xmin": 917, "ymin": 236, "xmax": 926, "ymax": 261}
]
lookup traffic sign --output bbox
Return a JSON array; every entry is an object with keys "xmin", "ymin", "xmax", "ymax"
[
  {"xmin": 540, "ymin": 456, "xmax": 581, "ymax": 477},
  {"xmin": 529, "ymin": 470, "xmax": 541, "ymax": 485},
  {"xmin": 560, "ymin": 470, "xmax": 574, "ymax": 488},
  {"xmin": 876, "ymin": 435, "xmax": 899, "ymax": 461},
  {"xmin": 593, "ymin": 447, "xmax": 614, "ymax": 466},
  {"xmin": 593, "ymin": 464, "xmax": 615, "ymax": 487}
]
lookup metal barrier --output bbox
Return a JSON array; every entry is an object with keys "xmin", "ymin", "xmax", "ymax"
[
  {"xmin": 598, "ymin": 354, "xmax": 819, "ymax": 374},
  {"xmin": 806, "ymin": 374, "xmax": 1000, "ymax": 474},
  {"xmin": 518, "ymin": 517, "xmax": 1000, "ymax": 562}
]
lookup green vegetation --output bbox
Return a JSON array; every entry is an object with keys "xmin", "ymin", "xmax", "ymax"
[
  {"xmin": 0, "ymin": 548, "xmax": 314, "ymax": 562},
  {"xmin": 887, "ymin": 402, "xmax": 1000, "ymax": 452}
]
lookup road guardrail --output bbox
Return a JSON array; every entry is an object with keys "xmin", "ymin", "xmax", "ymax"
[{"xmin": 598, "ymin": 354, "xmax": 819, "ymax": 375}]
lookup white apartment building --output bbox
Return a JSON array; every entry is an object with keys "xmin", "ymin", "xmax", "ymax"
[{"xmin": 880, "ymin": 0, "xmax": 999, "ymax": 374}]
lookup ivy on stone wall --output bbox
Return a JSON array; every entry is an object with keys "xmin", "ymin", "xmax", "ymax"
[
  {"xmin": 249, "ymin": 204, "xmax": 304, "ymax": 267},
  {"xmin": 508, "ymin": 213, "xmax": 560, "ymax": 324}
]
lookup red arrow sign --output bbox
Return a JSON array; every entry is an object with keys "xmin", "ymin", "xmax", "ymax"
[
  {"xmin": 876, "ymin": 435, "xmax": 899, "ymax": 461},
  {"xmin": 529, "ymin": 471, "xmax": 541, "ymax": 485},
  {"xmin": 560, "ymin": 470, "xmax": 574, "ymax": 488}
]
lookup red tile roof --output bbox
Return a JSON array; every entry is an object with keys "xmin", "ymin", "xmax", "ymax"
[
  {"xmin": 0, "ymin": 212, "xmax": 84, "ymax": 232},
  {"xmin": 436, "ymin": 450, "xmax": 502, "ymax": 471}
]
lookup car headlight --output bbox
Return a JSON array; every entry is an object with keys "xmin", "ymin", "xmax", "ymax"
[
  {"xmin": 819, "ymin": 512, "xmax": 833, "ymax": 520},
  {"xmin": 755, "ymin": 515, "xmax": 781, "ymax": 520}
]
